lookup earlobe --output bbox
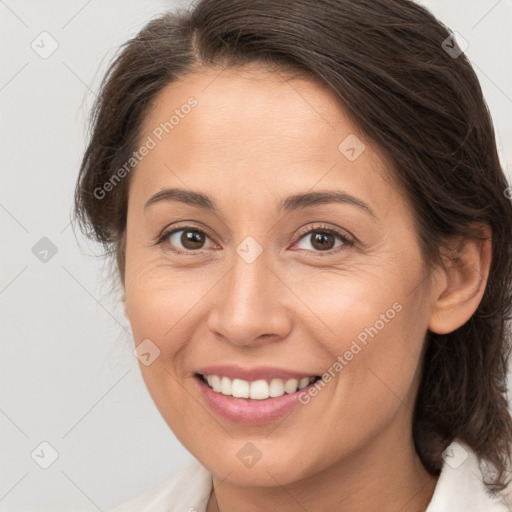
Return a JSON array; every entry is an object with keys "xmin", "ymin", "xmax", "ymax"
[{"xmin": 428, "ymin": 224, "xmax": 492, "ymax": 335}]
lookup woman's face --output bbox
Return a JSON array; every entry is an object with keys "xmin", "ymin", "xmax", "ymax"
[{"xmin": 124, "ymin": 63, "xmax": 436, "ymax": 486}]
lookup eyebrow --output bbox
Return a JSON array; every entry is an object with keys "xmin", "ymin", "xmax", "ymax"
[{"xmin": 144, "ymin": 187, "xmax": 376, "ymax": 218}]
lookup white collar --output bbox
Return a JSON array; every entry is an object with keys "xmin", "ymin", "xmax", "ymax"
[{"xmin": 426, "ymin": 440, "xmax": 510, "ymax": 511}]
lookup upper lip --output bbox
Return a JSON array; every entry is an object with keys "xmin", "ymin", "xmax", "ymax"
[{"xmin": 195, "ymin": 365, "xmax": 319, "ymax": 382}]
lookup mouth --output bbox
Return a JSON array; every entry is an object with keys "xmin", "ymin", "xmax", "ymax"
[
  {"xmin": 196, "ymin": 373, "xmax": 322, "ymax": 400},
  {"xmin": 193, "ymin": 371, "xmax": 323, "ymax": 425}
]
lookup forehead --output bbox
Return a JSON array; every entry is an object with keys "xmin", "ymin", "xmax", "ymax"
[
  {"xmin": 141, "ymin": 63, "xmax": 356, "ymax": 152},
  {"xmin": 130, "ymin": 63, "xmax": 400, "ymax": 219}
]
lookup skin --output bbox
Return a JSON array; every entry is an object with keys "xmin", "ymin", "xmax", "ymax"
[{"xmin": 123, "ymin": 62, "xmax": 491, "ymax": 512}]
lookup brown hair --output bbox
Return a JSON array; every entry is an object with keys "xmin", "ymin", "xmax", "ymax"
[{"xmin": 74, "ymin": 0, "xmax": 512, "ymax": 493}]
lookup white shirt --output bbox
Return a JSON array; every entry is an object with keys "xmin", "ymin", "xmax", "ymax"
[{"xmin": 110, "ymin": 440, "xmax": 512, "ymax": 512}]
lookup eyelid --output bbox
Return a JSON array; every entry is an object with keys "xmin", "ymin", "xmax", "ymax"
[
  {"xmin": 154, "ymin": 222, "xmax": 217, "ymax": 252},
  {"xmin": 293, "ymin": 223, "xmax": 355, "ymax": 246},
  {"xmin": 290, "ymin": 223, "xmax": 355, "ymax": 256},
  {"xmin": 155, "ymin": 222, "xmax": 356, "ymax": 254}
]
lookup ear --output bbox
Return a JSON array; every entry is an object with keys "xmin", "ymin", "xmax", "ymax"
[{"xmin": 428, "ymin": 223, "xmax": 492, "ymax": 335}]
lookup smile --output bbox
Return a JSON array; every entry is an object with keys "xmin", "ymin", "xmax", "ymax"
[
  {"xmin": 200, "ymin": 374, "xmax": 319, "ymax": 400},
  {"xmin": 194, "ymin": 370, "xmax": 323, "ymax": 425}
]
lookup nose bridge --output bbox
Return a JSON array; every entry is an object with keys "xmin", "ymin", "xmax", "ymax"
[
  {"xmin": 230, "ymin": 243, "xmax": 269, "ymax": 307},
  {"xmin": 207, "ymin": 242, "xmax": 291, "ymax": 345}
]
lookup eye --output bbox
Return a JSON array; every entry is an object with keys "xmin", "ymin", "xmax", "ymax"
[
  {"xmin": 155, "ymin": 223, "xmax": 354, "ymax": 255},
  {"xmin": 156, "ymin": 225, "xmax": 216, "ymax": 253},
  {"xmin": 292, "ymin": 224, "xmax": 354, "ymax": 255}
]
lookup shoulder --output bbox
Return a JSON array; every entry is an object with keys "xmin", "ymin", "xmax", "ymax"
[
  {"xmin": 108, "ymin": 458, "xmax": 212, "ymax": 512},
  {"xmin": 426, "ymin": 440, "xmax": 512, "ymax": 512}
]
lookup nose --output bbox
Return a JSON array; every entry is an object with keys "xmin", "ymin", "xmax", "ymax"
[{"xmin": 206, "ymin": 250, "xmax": 293, "ymax": 348}]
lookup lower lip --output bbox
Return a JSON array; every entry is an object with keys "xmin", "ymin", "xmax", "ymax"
[{"xmin": 195, "ymin": 375, "xmax": 316, "ymax": 425}]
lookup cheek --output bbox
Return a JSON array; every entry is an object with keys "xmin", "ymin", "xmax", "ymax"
[
  {"xmin": 123, "ymin": 258, "xmax": 224, "ymax": 415},
  {"xmin": 306, "ymin": 259, "xmax": 430, "ymax": 430},
  {"xmin": 123, "ymin": 268, "xmax": 203, "ymax": 435},
  {"xmin": 124, "ymin": 252, "xmax": 212, "ymax": 339},
  {"xmin": 355, "ymin": 301, "xmax": 427, "ymax": 399},
  {"xmin": 322, "ymin": 282, "xmax": 430, "ymax": 438}
]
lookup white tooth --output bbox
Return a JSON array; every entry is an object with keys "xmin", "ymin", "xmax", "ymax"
[
  {"xmin": 221, "ymin": 376, "xmax": 232, "ymax": 395},
  {"xmin": 250, "ymin": 379, "xmax": 270, "ymax": 400},
  {"xmin": 284, "ymin": 378, "xmax": 299, "ymax": 394},
  {"xmin": 298, "ymin": 377, "xmax": 310, "ymax": 390},
  {"xmin": 208, "ymin": 375, "xmax": 314, "ymax": 398},
  {"xmin": 269, "ymin": 378, "xmax": 285, "ymax": 397},
  {"xmin": 231, "ymin": 378, "xmax": 250, "ymax": 398},
  {"xmin": 211, "ymin": 375, "xmax": 222, "ymax": 392}
]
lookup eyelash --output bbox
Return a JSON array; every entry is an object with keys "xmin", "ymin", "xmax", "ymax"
[{"xmin": 155, "ymin": 223, "xmax": 355, "ymax": 257}]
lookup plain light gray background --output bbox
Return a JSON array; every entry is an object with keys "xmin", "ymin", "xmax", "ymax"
[{"xmin": 1, "ymin": 1, "xmax": 511, "ymax": 510}]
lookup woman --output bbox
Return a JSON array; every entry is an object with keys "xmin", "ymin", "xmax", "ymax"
[{"xmin": 73, "ymin": 0, "xmax": 512, "ymax": 510}]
